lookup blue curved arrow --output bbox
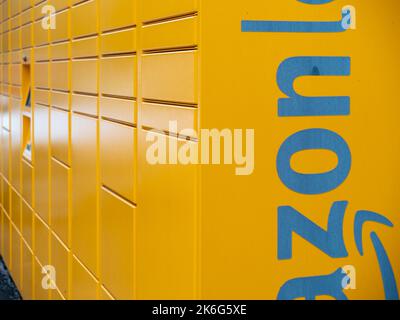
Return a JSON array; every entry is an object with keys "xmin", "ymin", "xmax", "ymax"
[
  {"xmin": 371, "ymin": 232, "xmax": 399, "ymax": 300},
  {"xmin": 354, "ymin": 210, "xmax": 397, "ymax": 300},
  {"xmin": 354, "ymin": 210, "xmax": 393, "ymax": 255}
]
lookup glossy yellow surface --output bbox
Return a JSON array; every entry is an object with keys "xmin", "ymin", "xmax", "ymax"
[
  {"xmin": 71, "ymin": 114, "xmax": 97, "ymax": 275},
  {"xmin": 199, "ymin": 0, "xmax": 400, "ymax": 300},
  {"xmin": 100, "ymin": 187, "xmax": 135, "ymax": 299},
  {"xmin": 0, "ymin": 0, "xmax": 399, "ymax": 301},
  {"xmin": 100, "ymin": 120, "xmax": 136, "ymax": 202}
]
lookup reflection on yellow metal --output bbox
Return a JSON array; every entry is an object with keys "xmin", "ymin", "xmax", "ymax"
[{"xmin": 0, "ymin": 0, "xmax": 399, "ymax": 300}]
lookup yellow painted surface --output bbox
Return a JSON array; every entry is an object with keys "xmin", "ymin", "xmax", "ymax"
[
  {"xmin": 71, "ymin": 113, "xmax": 97, "ymax": 275},
  {"xmin": 100, "ymin": 187, "xmax": 135, "ymax": 300},
  {"xmin": 142, "ymin": 51, "xmax": 197, "ymax": 104},
  {"xmin": 50, "ymin": 232, "xmax": 69, "ymax": 298},
  {"xmin": 199, "ymin": 0, "xmax": 400, "ymax": 300},
  {"xmin": 100, "ymin": 29, "xmax": 136, "ymax": 56},
  {"xmin": 51, "ymin": 159, "xmax": 69, "ymax": 245},
  {"xmin": 70, "ymin": 254, "xmax": 98, "ymax": 300},
  {"xmin": 100, "ymin": 56, "xmax": 136, "ymax": 98},
  {"xmin": 99, "ymin": 0, "xmax": 136, "ymax": 32},
  {"xmin": 21, "ymin": 200, "xmax": 33, "ymax": 248},
  {"xmin": 0, "ymin": 0, "xmax": 398, "ymax": 301},
  {"xmin": 100, "ymin": 120, "xmax": 136, "ymax": 202}
]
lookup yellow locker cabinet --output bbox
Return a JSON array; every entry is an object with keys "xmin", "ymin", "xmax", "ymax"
[{"xmin": 0, "ymin": 0, "xmax": 399, "ymax": 301}]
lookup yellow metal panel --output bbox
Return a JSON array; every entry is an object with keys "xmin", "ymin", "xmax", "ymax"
[
  {"xmin": 51, "ymin": 10, "xmax": 69, "ymax": 43},
  {"xmin": 21, "ymin": 200, "xmax": 33, "ymax": 248},
  {"xmin": 100, "ymin": 187, "xmax": 135, "ymax": 300},
  {"xmin": 11, "ymin": 0, "xmax": 21, "ymax": 17},
  {"xmin": 71, "ymin": 255, "xmax": 98, "ymax": 300},
  {"xmin": 1, "ymin": 131, "xmax": 10, "ymax": 182},
  {"xmin": 34, "ymin": 0, "xmax": 46, "ymax": 5},
  {"xmin": 71, "ymin": 114, "xmax": 98, "ymax": 275},
  {"xmin": 1, "ymin": 2, "xmax": 8, "ymax": 22},
  {"xmin": 100, "ymin": 56, "xmax": 136, "ymax": 98},
  {"xmin": 21, "ymin": 9, "xmax": 33, "ymax": 26},
  {"xmin": 33, "ymin": 1, "xmax": 47, "ymax": 20},
  {"xmin": 71, "ymin": 93, "xmax": 97, "ymax": 116},
  {"xmin": 136, "ymin": 132, "xmax": 197, "ymax": 299},
  {"xmin": 34, "ymin": 214, "xmax": 49, "ymax": 266},
  {"xmin": 51, "ymin": 159, "xmax": 69, "ymax": 245},
  {"xmin": 51, "ymin": 108, "xmax": 70, "ymax": 165},
  {"xmin": 51, "ymin": 91, "xmax": 69, "ymax": 111},
  {"xmin": 34, "ymin": 62, "xmax": 49, "ymax": 88},
  {"xmin": 51, "ymin": 42, "xmax": 69, "ymax": 61},
  {"xmin": 10, "ymin": 64, "xmax": 22, "ymax": 85},
  {"xmin": 100, "ymin": 120, "xmax": 135, "ymax": 203},
  {"xmin": 10, "ymin": 87, "xmax": 22, "ymax": 99},
  {"xmin": 140, "ymin": 0, "xmax": 197, "ymax": 22},
  {"xmin": 21, "ymin": 24, "xmax": 32, "ymax": 49},
  {"xmin": 2, "ymin": 179, "xmax": 10, "ymax": 215},
  {"xmin": 10, "ymin": 98, "xmax": 21, "ymax": 191},
  {"xmin": 51, "ymin": 233, "xmax": 69, "ymax": 298},
  {"xmin": 51, "ymin": 0, "xmax": 70, "ymax": 12},
  {"xmin": 51, "ymin": 61, "xmax": 69, "ymax": 91},
  {"xmin": 22, "ymin": 160, "xmax": 33, "ymax": 206},
  {"xmin": 2, "ymin": 33, "xmax": 9, "ymax": 53},
  {"xmin": 33, "ymin": 104, "xmax": 50, "ymax": 223},
  {"xmin": 100, "ymin": 97, "xmax": 135, "ymax": 125},
  {"xmin": 142, "ymin": 51, "xmax": 197, "ymax": 104},
  {"xmin": 141, "ymin": 102, "xmax": 197, "ymax": 137},
  {"xmin": 11, "ymin": 189, "xmax": 21, "ymax": 231},
  {"xmin": 100, "ymin": 29, "xmax": 136, "ymax": 55},
  {"xmin": 34, "ymin": 46, "xmax": 49, "ymax": 62},
  {"xmin": 11, "ymin": 16, "xmax": 21, "ymax": 30},
  {"xmin": 2, "ymin": 64, "xmax": 9, "ymax": 85},
  {"xmin": 99, "ymin": 0, "xmax": 136, "ymax": 32},
  {"xmin": 71, "ymin": 59, "xmax": 97, "ymax": 94},
  {"xmin": 10, "ymin": 29, "xmax": 21, "ymax": 51},
  {"xmin": 71, "ymin": 37, "xmax": 98, "ymax": 58},
  {"xmin": 21, "ymin": 0, "xmax": 32, "ymax": 12},
  {"xmin": 34, "ymin": 89, "xmax": 49, "ymax": 106},
  {"xmin": 33, "ymin": 20, "xmax": 48, "ymax": 46},
  {"xmin": 71, "ymin": 0, "xmax": 97, "ymax": 39}
]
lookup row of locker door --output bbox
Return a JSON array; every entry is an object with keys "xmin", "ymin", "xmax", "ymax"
[
  {"xmin": 3, "ymin": 51, "xmax": 196, "ymax": 106},
  {"xmin": 1, "ymin": 0, "xmax": 197, "ymax": 48}
]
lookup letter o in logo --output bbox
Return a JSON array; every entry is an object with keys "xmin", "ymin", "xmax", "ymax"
[{"xmin": 277, "ymin": 129, "xmax": 351, "ymax": 195}]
